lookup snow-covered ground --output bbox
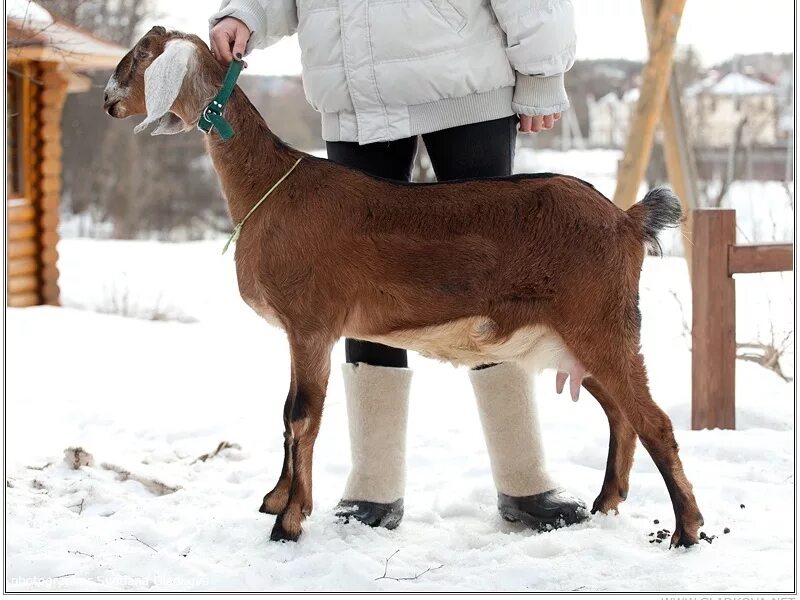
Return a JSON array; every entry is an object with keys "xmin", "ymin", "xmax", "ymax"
[{"xmin": 6, "ymin": 232, "xmax": 794, "ymax": 592}]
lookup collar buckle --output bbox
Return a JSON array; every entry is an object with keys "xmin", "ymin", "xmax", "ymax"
[{"xmin": 198, "ymin": 59, "xmax": 244, "ymax": 139}]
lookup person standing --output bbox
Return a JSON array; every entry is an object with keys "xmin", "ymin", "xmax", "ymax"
[{"xmin": 210, "ymin": 0, "xmax": 587, "ymax": 531}]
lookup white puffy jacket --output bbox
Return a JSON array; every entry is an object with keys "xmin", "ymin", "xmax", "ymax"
[{"xmin": 210, "ymin": 0, "xmax": 576, "ymax": 144}]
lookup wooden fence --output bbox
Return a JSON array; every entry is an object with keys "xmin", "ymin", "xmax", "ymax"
[{"xmin": 691, "ymin": 208, "xmax": 793, "ymax": 430}]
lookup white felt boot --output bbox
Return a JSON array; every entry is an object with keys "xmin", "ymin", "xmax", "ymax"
[
  {"xmin": 469, "ymin": 362, "xmax": 557, "ymax": 497},
  {"xmin": 341, "ymin": 363, "xmax": 412, "ymax": 504}
]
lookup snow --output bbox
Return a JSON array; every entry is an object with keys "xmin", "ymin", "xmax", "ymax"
[
  {"xmin": 685, "ymin": 72, "xmax": 775, "ymax": 98},
  {"xmin": 622, "ymin": 87, "xmax": 640, "ymax": 103},
  {"xmin": 7, "ymin": 0, "xmax": 124, "ymax": 61},
  {"xmin": 708, "ymin": 72, "xmax": 775, "ymax": 97},
  {"xmin": 6, "ymin": 232, "xmax": 794, "ymax": 591},
  {"xmin": 6, "ymin": 0, "xmax": 54, "ymax": 30}
]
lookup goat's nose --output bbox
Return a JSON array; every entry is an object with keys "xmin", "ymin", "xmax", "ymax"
[
  {"xmin": 103, "ymin": 97, "xmax": 119, "ymax": 116},
  {"xmin": 104, "ymin": 92, "xmax": 109, "ymax": 104}
]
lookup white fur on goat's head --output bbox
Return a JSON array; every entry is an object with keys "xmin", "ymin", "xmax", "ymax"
[{"xmin": 104, "ymin": 27, "xmax": 220, "ymax": 135}]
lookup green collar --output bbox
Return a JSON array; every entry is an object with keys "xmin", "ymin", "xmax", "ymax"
[{"xmin": 198, "ymin": 58, "xmax": 244, "ymax": 140}]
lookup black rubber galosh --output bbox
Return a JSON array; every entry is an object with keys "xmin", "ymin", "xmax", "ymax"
[
  {"xmin": 335, "ymin": 498, "xmax": 404, "ymax": 530},
  {"xmin": 498, "ymin": 488, "xmax": 590, "ymax": 531}
]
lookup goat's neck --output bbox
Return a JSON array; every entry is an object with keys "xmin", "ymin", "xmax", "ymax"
[{"xmin": 204, "ymin": 87, "xmax": 300, "ymax": 223}]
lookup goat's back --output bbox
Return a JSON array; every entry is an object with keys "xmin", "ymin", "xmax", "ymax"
[{"xmin": 247, "ymin": 161, "xmax": 644, "ymax": 341}]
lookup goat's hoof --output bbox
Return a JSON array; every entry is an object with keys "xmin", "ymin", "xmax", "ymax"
[
  {"xmin": 669, "ymin": 527, "xmax": 699, "ymax": 548},
  {"xmin": 270, "ymin": 515, "xmax": 302, "ymax": 542},
  {"xmin": 590, "ymin": 489, "xmax": 626, "ymax": 515},
  {"xmin": 669, "ymin": 512, "xmax": 703, "ymax": 548}
]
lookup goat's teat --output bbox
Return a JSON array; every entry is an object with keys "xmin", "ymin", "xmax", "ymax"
[{"xmin": 555, "ymin": 361, "xmax": 587, "ymax": 402}]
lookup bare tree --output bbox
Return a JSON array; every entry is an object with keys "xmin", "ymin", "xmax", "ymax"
[
  {"xmin": 701, "ymin": 115, "xmax": 748, "ymax": 208},
  {"xmin": 36, "ymin": 0, "xmax": 159, "ymax": 46}
]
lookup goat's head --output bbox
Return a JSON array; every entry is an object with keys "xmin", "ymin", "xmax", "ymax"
[{"xmin": 104, "ymin": 26, "xmax": 224, "ymax": 135}]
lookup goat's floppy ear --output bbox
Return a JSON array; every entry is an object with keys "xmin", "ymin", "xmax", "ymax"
[
  {"xmin": 151, "ymin": 112, "xmax": 190, "ymax": 136},
  {"xmin": 134, "ymin": 39, "xmax": 196, "ymax": 135}
]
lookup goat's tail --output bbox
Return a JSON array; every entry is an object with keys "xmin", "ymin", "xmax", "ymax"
[{"xmin": 625, "ymin": 186, "xmax": 683, "ymax": 255}]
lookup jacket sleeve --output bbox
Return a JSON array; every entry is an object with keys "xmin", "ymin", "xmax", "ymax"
[
  {"xmin": 209, "ymin": 0, "xmax": 297, "ymax": 54},
  {"xmin": 490, "ymin": 0, "xmax": 576, "ymax": 116}
]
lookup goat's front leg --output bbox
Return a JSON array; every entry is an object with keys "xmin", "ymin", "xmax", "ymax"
[
  {"xmin": 269, "ymin": 332, "xmax": 334, "ymax": 542},
  {"xmin": 259, "ymin": 378, "xmax": 297, "ymax": 516}
]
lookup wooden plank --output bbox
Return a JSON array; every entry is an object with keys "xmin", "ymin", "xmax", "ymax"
[
  {"xmin": 41, "ymin": 264, "xmax": 60, "ymax": 284},
  {"xmin": 40, "ymin": 212, "xmax": 60, "ymax": 230},
  {"xmin": 8, "ymin": 274, "xmax": 39, "ymax": 294},
  {"xmin": 41, "ymin": 110, "xmax": 64, "ymax": 126},
  {"xmin": 41, "ymin": 160, "xmax": 62, "ymax": 177},
  {"xmin": 40, "ymin": 123, "xmax": 61, "ymax": 140},
  {"xmin": 41, "ymin": 231, "xmax": 60, "ymax": 247},
  {"xmin": 40, "ymin": 178, "xmax": 62, "ymax": 194},
  {"xmin": 641, "ymin": 0, "xmax": 699, "ymax": 274},
  {"xmin": 42, "ymin": 285, "xmax": 61, "ymax": 306},
  {"xmin": 40, "ymin": 195, "xmax": 60, "ymax": 213},
  {"xmin": 8, "ymin": 222, "xmax": 37, "ymax": 241},
  {"xmin": 8, "ymin": 257, "xmax": 38, "ymax": 277},
  {"xmin": 41, "ymin": 247, "xmax": 59, "ymax": 265},
  {"xmin": 8, "ymin": 292, "xmax": 41, "ymax": 308},
  {"xmin": 692, "ymin": 209, "xmax": 736, "ymax": 430},
  {"xmin": 41, "ymin": 67, "xmax": 66, "ymax": 87},
  {"xmin": 614, "ymin": 0, "xmax": 686, "ymax": 209},
  {"xmin": 40, "ymin": 145, "xmax": 63, "ymax": 160},
  {"xmin": 729, "ymin": 243, "xmax": 794, "ymax": 274},
  {"xmin": 21, "ymin": 62, "xmax": 36, "ymax": 203},
  {"xmin": 42, "ymin": 83, "xmax": 68, "ymax": 102},
  {"xmin": 8, "ymin": 203, "xmax": 36, "ymax": 224},
  {"xmin": 8, "ymin": 239, "xmax": 38, "ymax": 259}
]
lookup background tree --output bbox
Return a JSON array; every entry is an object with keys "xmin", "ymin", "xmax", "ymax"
[{"xmin": 37, "ymin": 0, "xmax": 156, "ymax": 46}]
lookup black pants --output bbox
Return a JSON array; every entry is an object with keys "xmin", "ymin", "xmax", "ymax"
[{"xmin": 326, "ymin": 115, "xmax": 518, "ymax": 368}]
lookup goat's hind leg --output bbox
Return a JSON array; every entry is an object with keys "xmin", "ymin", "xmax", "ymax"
[
  {"xmin": 592, "ymin": 356, "xmax": 702, "ymax": 547},
  {"xmin": 582, "ymin": 377, "xmax": 637, "ymax": 515}
]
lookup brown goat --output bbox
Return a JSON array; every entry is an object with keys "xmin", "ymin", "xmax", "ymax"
[{"xmin": 104, "ymin": 28, "xmax": 702, "ymax": 546}]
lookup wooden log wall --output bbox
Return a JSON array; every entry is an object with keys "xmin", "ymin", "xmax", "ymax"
[
  {"xmin": 7, "ymin": 61, "xmax": 67, "ymax": 307},
  {"xmin": 7, "ymin": 61, "xmax": 40, "ymax": 308}
]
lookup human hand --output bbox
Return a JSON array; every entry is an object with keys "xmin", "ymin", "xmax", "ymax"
[
  {"xmin": 210, "ymin": 16, "xmax": 251, "ymax": 65},
  {"xmin": 518, "ymin": 113, "xmax": 561, "ymax": 134}
]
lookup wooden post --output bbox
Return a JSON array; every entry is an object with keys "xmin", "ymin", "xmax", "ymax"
[
  {"xmin": 641, "ymin": 0, "xmax": 699, "ymax": 275},
  {"xmin": 37, "ymin": 63, "xmax": 68, "ymax": 306},
  {"xmin": 692, "ymin": 209, "xmax": 736, "ymax": 430},
  {"xmin": 614, "ymin": 0, "xmax": 686, "ymax": 209}
]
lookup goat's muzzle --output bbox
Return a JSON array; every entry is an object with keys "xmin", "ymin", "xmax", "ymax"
[{"xmin": 104, "ymin": 97, "xmax": 121, "ymax": 117}]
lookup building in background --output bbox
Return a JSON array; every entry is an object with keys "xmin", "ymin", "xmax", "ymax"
[
  {"xmin": 586, "ymin": 64, "xmax": 792, "ymax": 182},
  {"xmin": 586, "ymin": 88, "xmax": 639, "ymax": 148},
  {"xmin": 6, "ymin": 0, "xmax": 124, "ymax": 307},
  {"xmin": 683, "ymin": 71, "xmax": 778, "ymax": 148},
  {"xmin": 588, "ymin": 70, "xmax": 785, "ymax": 150}
]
